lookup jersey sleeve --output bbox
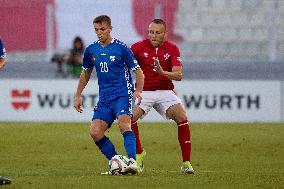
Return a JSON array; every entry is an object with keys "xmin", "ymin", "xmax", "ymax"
[
  {"xmin": 123, "ymin": 45, "xmax": 140, "ymax": 71},
  {"xmin": 130, "ymin": 42, "xmax": 139, "ymax": 58},
  {"xmin": 82, "ymin": 46, "xmax": 94, "ymax": 70},
  {"xmin": 171, "ymin": 44, "xmax": 182, "ymax": 67}
]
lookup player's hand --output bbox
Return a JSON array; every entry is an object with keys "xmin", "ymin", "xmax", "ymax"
[
  {"xmin": 152, "ymin": 57, "xmax": 163, "ymax": 74},
  {"xmin": 74, "ymin": 96, "xmax": 83, "ymax": 113},
  {"xmin": 133, "ymin": 91, "xmax": 142, "ymax": 105}
]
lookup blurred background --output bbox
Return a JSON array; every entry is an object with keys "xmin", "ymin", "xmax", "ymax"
[
  {"xmin": 0, "ymin": 0, "xmax": 283, "ymax": 122},
  {"xmin": 1, "ymin": 0, "xmax": 284, "ymax": 79},
  {"xmin": 1, "ymin": 2, "xmax": 283, "ymax": 187}
]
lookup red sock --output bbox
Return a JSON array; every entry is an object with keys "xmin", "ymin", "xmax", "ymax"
[
  {"xmin": 131, "ymin": 121, "xmax": 144, "ymax": 154},
  {"xmin": 177, "ymin": 120, "xmax": 191, "ymax": 162}
]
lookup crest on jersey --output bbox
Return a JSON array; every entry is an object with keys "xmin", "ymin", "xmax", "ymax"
[
  {"xmin": 144, "ymin": 53, "xmax": 148, "ymax": 58},
  {"xmin": 110, "ymin": 56, "xmax": 116, "ymax": 61},
  {"xmin": 177, "ymin": 57, "xmax": 181, "ymax": 62},
  {"xmin": 164, "ymin": 53, "xmax": 170, "ymax": 60}
]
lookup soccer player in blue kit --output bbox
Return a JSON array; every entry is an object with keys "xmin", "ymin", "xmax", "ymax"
[
  {"xmin": 74, "ymin": 15, "xmax": 144, "ymax": 174},
  {"xmin": 0, "ymin": 38, "xmax": 7, "ymax": 70},
  {"xmin": 0, "ymin": 38, "xmax": 12, "ymax": 185}
]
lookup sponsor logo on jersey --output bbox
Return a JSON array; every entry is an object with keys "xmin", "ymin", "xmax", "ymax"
[{"xmin": 144, "ymin": 53, "xmax": 148, "ymax": 58}]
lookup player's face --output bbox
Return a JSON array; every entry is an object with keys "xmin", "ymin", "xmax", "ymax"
[
  {"xmin": 148, "ymin": 23, "xmax": 166, "ymax": 47},
  {"xmin": 94, "ymin": 22, "xmax": 112, "ymax": 45}
]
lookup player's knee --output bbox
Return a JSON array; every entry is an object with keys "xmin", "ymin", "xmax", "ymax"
[
  {"xmin": 120, "ymin": 126, "xmax": 131, "ymax": 134},
  {"xmin": 118, "ymin": 122, "xmax": 131, "ymax": 133},
  {"xmin": 118, "ymin": 122, "xmax": 131, "ymax": 134},
  {"xmin": 89, "ymin": 125, "xmax": 103, "ymax": 141},
  {"xmin": 167, "ymin": 104, "xmax": 188, "ymax": 123},
  {"xmin": 118, "ymin": 115, "xmax": 131, "ymax": 134},
  {"xmin": 132, "ymin": 107, "xmax": 144, "ymax": 122},
  {"xmin": 173, "ymin": 112, "xmax": 188, "ymax": 123},
  {"xmin": 131, "ymin": 115, "xmax": 139, "ymax": 123}
]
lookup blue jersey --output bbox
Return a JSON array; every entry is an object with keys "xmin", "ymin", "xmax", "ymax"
[
  {"xmin": 83, "ymin": 38, "xmax": 140, "ymax": 101},
  {"xmin": 0, "ymin": 39, "xmax": 6, "ymax": 59}
]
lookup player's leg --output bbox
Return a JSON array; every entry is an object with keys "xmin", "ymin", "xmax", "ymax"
[
  {"xmin": 116, "ymin": 97, "xmax": 139, "ymax": 174},
  {"xmin": 131, "ymin": 106, "xmax": 146, "ymax": 172},
  {"xmin": 131, "ymin": 91, "xmax": 155, "ymax": 171},
  {"xmin": 117, "ymin": 114, "xmax": 139, "ymax": 174},
  {"xmin": 90, "ymin": 103, "xmax": 117, "ymax": 160},
  {"xmin": 118, "ymin": 114, "xmax": 136, "ymax": 160},
  {"xmin": 166, "ymin": 103, "xmax": 194, "ymax": 174},
  {"xmin": 131, "ymin": 106, "xmax": 145, "ymax": 154},
  {"xmin": 154, "ymin": 90, "xmax": 193, "ymax": 174},
  {"xmin": 90, "ymin": 119, "xmax": 117, "ymax": 160}
]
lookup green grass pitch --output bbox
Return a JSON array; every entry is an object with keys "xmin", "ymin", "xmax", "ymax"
[{"xmin": 0, "ymin": 122, "xmax": 283, "ymax": 189}]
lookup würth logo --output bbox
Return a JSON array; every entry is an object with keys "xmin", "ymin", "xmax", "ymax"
[{"xmin": 11, "ymin": 89, "xmax": 31, "ymax": 110}]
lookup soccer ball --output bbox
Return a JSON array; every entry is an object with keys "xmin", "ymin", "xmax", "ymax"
[{"xmin": 109, "ymin": 155, "xmax": 129, "ymax": 175}]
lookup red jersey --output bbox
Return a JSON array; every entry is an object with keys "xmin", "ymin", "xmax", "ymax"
[{"xmin": 131, "ymin": 39, "xmax": 182, "ymax": 91}]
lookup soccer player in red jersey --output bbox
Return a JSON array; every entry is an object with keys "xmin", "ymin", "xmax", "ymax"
[{"xmin": 130, "ymin": 19, "xmax": 194, "ymax": 174}]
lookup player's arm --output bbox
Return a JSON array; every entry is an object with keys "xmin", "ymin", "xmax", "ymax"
[
  {"xmin": 153, "ymin": 43, "xmax": 183, "ymax": 80},
  {"xmin": 133, "ymin": 68, "xmax": 144, "ymax": 105},
  {"xmin": 74, "ymin": 47, "xmax": 93, "ymax": 113},
  {"xmin": 124, "ymin": 43, "xmax": 144, "ymax": 103},
  {"xmin": 74, "ymin": 69, "xmax": 92, "ymax": 113},
  {"xmin": 153, "ymin": 58, "xmax": 182, "ymax": 81},
  {"xmin": 162, "ymin": 66, "xmax": 182, "ymax": 81}
]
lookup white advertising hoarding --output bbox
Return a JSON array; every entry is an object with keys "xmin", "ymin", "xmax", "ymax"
[
  {"xmin": 174, "ymin": 80, "xmax": 282, "ymax": 122},
  {"xmin": 0, "ymin": 79, "xmax": 96, "ymax": 122},
  {"xmin": 0, "ymin": 79, "xmax": 282, "ymax": 122}
]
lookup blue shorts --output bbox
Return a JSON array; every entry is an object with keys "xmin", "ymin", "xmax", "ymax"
[{"xmin": 92, "ymin": 96, "xmax": 134, "ymax": 127}]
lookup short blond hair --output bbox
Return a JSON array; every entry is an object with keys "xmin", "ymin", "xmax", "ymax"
[{"xmin": 93, "ymin": 15, "xmax": 112, "ymax": 27}]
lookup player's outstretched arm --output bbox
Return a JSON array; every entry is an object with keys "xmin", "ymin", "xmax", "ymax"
[
  {"xmin": 133, "ymin": 68, "xmax": 144, "ymax": 105},
  {"xmin": 161, "ymin": 66, "xmax": 183, "ymax": 81},
  {"xmin": 152, "ymin": 58, "xmax": 182, "ymax": 81},
  {"xmin": 74, "ymin": 69, "xmax": 92, "ymax": 113}
]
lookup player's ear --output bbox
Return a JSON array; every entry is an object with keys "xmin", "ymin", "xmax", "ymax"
[{"xmin": 164, "ymin": 30, "xmax": 168, "ymax": 39}]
